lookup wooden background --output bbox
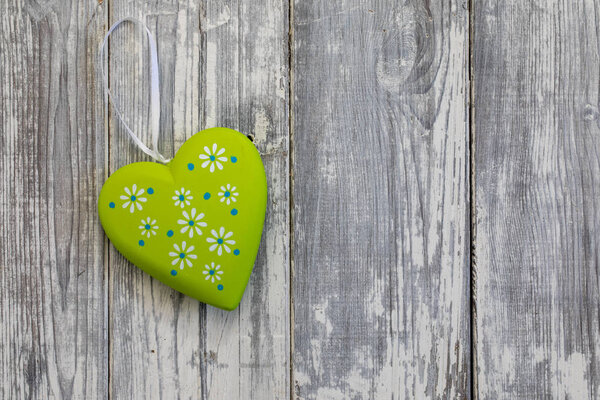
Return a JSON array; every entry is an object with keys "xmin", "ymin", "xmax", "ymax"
[{"xmin": 1, "ymin": 0, "xmax": 599, "ymax": 398}]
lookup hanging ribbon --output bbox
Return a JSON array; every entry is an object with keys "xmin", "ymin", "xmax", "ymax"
[{"xmin": 99, "ymin": 18, "xmax": 170, "ymax": 164}]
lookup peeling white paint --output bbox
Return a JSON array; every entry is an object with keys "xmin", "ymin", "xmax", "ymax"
[
  {"xmin": 346, "ymin": 368, "xmax": 371, "ymax": 395},
  {"xmin": 533, "ymin": 346, "xmax": 547, "ymax": 363},
  {"xmin": 319, "ymin": 161, "xmax": 337, "ymax": 183},
  {"xmin": 205, "ymin": 41, "xmax": 217, "ymax": 128},
  {"xmin": 201, "ymin": 1, "xmax": 231, "ymax": 31},
  {"xmin": 253, "ymin": 108, "xmax": 270, "ymax": 145},
  {"xmin": 315, "ymin": 387, "xmax": 347, "ymax": 400},
  {"xmin": 313, "ymin": 300, "xmax": 333, "ymax": 336},
  {"xmin": 173, "ymin": 5, "xmax": 200, "ymax": 146},
  {"xmin": 556, "ymin": 353, "xmax": 590, "ymax": 399},
  {"xmin": 309, "ymin": 339, "xmax": 322, "ymax": 375}
]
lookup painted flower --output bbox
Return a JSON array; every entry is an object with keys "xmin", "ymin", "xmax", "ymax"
[
  {"xmin": 206, "ymin": 227, "xmax": 235, "ymax": 256},
  {"xmin": 138, "ymin": 217, "xmax": 158, "ymax": 238},
  {"xmin": 177, "ymin": 208, "xmax": 208, "ymax": 238},
  {"xmin": 199, "ymin": 143, "xmax": 227, "ymax": 172},
  {"xmin": 120, "ymin": 184, "xmax": 147, "ymax": 213},
  {"xmin": 218, "ymin": 184, "xmax": 239, "ymax": 205},
  {"xmin": 172, "ymin": 187, "xmax": 193, "ymax": 208},
  {"xmin": 202, "ymin": 262, "xmax": 223, "ymax": 283},
  {"xmin": 169, "ymin": 241, "xmax": 197, "ymax": 269}
]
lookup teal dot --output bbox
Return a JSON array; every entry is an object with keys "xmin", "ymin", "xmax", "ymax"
[
  {"xmin": 139, "ymin": 240, "xmax": 145, "ymax": 246},
  {"xmin": 224, "ymin": 191, "xmax": 230, "ymax": 197},
  {"xmin": 179, "ymin": 253, "xmax": 185, "ymax": 259},
  {"xmin": 171, "ymin": 270, "xmax": 177, "ymax": 276},
  {"xmin": 231, "ymin": 209, "xmax": 238, "ymax": 216},
  {"xmin": 210, "ymin": 155, "xmax": 216, "ymax": 161},
  {"xmin": 209, "ymin": 270, "xmax": 215, "ymax": 275},
  {"xmin": 231, "ymin": 156, "xmax": 237, "ymax": 163},
  {"xmin": 188, "ymin": 163, "xmax": 194, "ymax": 170},
  {"xmin": 131, "ymin": 195, "xmax": 137, "ymax": 201},
  {"xmin": 217, "ymin": 238, "xmax": 223, "ymax": 244},
  {"xmin": 217, "ymin": 284, "xmax": 223, "ymax": 291},
  {"xmin": 188, "ymin": 220, "xmax": 194, "ymax": 226},
  {"xmin": 179, "ymin": 195, "xmax": 184, "ymax": 201},
  {"xmin": 145, "ymin": 224, "xmax": 151, "ymax": 230},
  {"xmin": 167, "ymin": 230, "xmax": 174, "ymax": 237},
  {"xmin": 109, "ymin": 202, "xmax": 115, "ymax": 208},
  {"xmin": 233, "ymin": 249, "xmax": 240, "ymax": 256},
  {"xmin": 147, "ymin": 187, "xmax": 154, "ymax": 194},
  {"xmin": 204, "ymin": 192, "xmax": 211, "ymax": 200}
]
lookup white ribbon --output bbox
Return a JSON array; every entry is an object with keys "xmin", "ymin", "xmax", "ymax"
[{"xmin": 99, "ymin": 18, "xmax": 170, "ymax": 163}]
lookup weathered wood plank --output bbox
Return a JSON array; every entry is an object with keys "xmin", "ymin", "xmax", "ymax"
[
  {"xmin": 107, "ymin": 2, "xmax": 205, "ymax": 397},
  {"xmin": 202, "ymin": 1, "xmax": 290, "ymax": 399},
  {"xmin": 473, "ymin": 1, "xmax": 600, "ymax": 398},
  {"xmin": 107, "ymin": 0, "xmax": 289, "ymax": 398},
  {"xmin": 0, "ymin": 1, "xmax": 108, "ymax": 398},
  {"xmin": 292, "ymin": 1, "xmax": 471, "ymax": 398}
]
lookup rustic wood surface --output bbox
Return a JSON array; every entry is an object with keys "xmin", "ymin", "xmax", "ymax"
[
  {"xmin": 473, "ymin": 0, "xmax": 600, "ymax": 398},
  {"xmin": 106, "ymin": 0, "xmax": 289, "ymax": 399},
  {"xmin": 291, "ymin": 0, "xmax": 471, "ymax": 398},
  {"xmin": 1, "ymin": 0, "xmax": 599, "ymax": 399},
  {"xmin": 0, "ymin": 1, "xmax": 107, "ymax": 398}
]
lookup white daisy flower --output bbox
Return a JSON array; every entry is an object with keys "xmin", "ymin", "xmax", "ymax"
[
  {"xmin": 138, "ymin": 217, "xmax": 158, "ymax": 238},
  {"xmin": 217, "ymin": 184, "xmax": 239, "ymax": 205},
  {"xmin": 172, "ymin": 187, "xmax": 193, "ymax": 208},
  {"xmin": 206, "ymin": 227, "xmax": 235, "ymax": 256},
  {"xmin": 177, "ymin": 208, "xmax": 208, "ymax": 238},
  {"xmin": 202, "ymin": 262, "xmax": 223, "ymax": 283},
  {"xmin": 120, "ymin": 184, "xmax": 147, "ymax": 213},
  {"xmin": 199, "ymin": 143, "xmax": 227, "ymax": 172},
  {"xmin": 168, "ymin": 241, "xmax": 197, "ymax": 270}
]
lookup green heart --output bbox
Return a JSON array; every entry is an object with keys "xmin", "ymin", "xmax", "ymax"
[{"xmin": 98, "ymin": 127, "xmax": 267, "ymax": 310}]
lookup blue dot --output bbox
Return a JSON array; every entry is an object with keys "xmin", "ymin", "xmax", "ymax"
[
  {"xmin": 217, "ymin": 284, "xmax": 224, "ymax": 291},
  {"xmin": 145, "ymin": 224, "xmax": 151, "ymax": 230},
  {"xmin": 179, "ymin": 195, "xmax": 184, "ymax": 201},
  {"xmin": 210, "ymin": 155, "xmax": 216, "ymax": 161},
  {"xmin": 171, "ymin": 270, "xmax": 177, "ymax": 276},
  {"xmin": 188, "ymin": 163, "xmax": 194, "ymax": 171},
  {"xmin": 231, "ymin": 208, "xmax": 238, "ymax": 216},
  {"xmin": 224, "ymin": 191, "xmax": 230, "ymax": 197},
  {"xmin": 188, "ymin": 220, "xmax": 194, "ymax": 226},
  {"xmin": 231, "ymin": 156, "xmax": 237, "ymax": 163},
  {"xmin": 209, "ymin": 270, "xmax": 215, "ymax": 275},
  {"xmin": 131, "ymin": 195, "xmax": 136, "ymax": 201},
  {"xmin": 204, "ymin": 192, "xmax": 211, "ymax": 200},
  {"xmin": 109, "ymin": 202, "xmax": 115, "ymax": 208},
  {"xmin": 139, "ymin": 240, "xmax": 145, "ymax": 246},
  {"xmin": 167, "ymin": 230, "xmax": 174, "ymax": 237},
  {"xmin": 217, "ymin": 238, "xmax": 224, "ymax": 244},
  {"xmin": 179, "ymin": 253, "xmax": 185, "ymax": 259},
  {"xmin": 147, "ymin": 187, "xmax": 154, "ymax": 194},
  {"xmin": 233, "ymin": 249, "xmax": 240, "ymax": 256}
]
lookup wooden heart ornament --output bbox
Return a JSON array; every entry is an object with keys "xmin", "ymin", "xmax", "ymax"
[{"xmin": 98, "ymin": 127, "xmax": 267, "ymax": 310}]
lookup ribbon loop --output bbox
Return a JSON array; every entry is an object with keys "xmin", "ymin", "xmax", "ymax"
[{"xmin": 99, "ymin": 18, "xmax": 170, "ymax": 164}]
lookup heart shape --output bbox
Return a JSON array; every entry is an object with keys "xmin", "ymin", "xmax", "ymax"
[{"xmin": 98, "ymin": 127, "xmax": 267, "ymax": 310}]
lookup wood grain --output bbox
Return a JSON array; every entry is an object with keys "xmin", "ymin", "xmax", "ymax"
[
  {"xmin": 291, "ymin": 0, "xmax": 471, "ymax": 398},
  {"xmin": 107, "ymin": 2, "xmax": 206, "ymax": 398},
  {"xmin": 473, "ymin": 0, "xmax": 600, "ymax": 398},
  {"xmin": 0, "ymin": 0, "xmax": 108, "ymax": 398},
  {"xmin": 107, "ymin": 0, "xmax": 289, "ymax": 398},
  {"xmin": 4, "ymin": 0, "xmax": 600, "ymax": 397},
  {"xmin": 202, "ymin": 1, "xmax": 290, "ymax": 399}
]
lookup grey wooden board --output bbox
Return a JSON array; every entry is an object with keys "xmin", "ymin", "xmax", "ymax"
[
  {"xmin": 291, "ymin": 0, "xmax": 471, "ymax": 398},
  {"xmin": 0, "ymin": 0, "xmax": 108, "ymax": 398},
  {"xmin": 473, "ymin": 0, "xmax": 600, "ymax": 398},
  {"xmin": 4, "ymin": 0, "xmax": 600, "ymax": 398},
  {"xmin": 107, "ymin": 0, "xmax": 289, "ymax": 399}
]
